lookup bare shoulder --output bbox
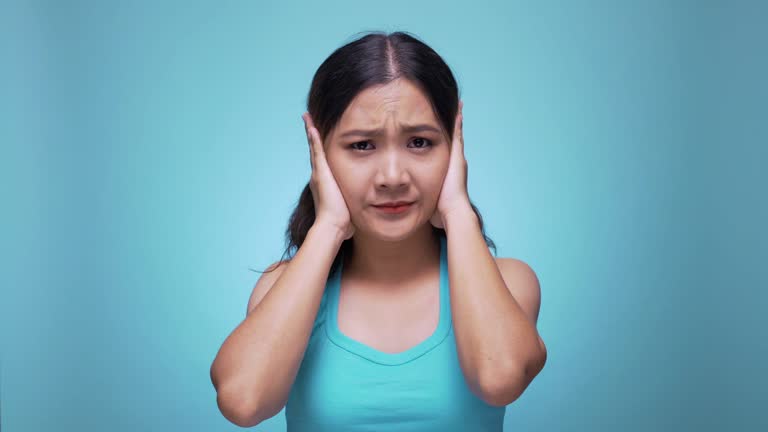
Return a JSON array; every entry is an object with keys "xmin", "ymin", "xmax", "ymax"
[
  {"xmin": 494, "ymin": 257, "xmax": 541, "ymax": 325},
  {"xmin": 246, "ymin": 260, "xmax": 291, "ymax": 316}
]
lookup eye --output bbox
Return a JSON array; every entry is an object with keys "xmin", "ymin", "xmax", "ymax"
[
  {"xmin": 349, "ymin": 140, "xmax": 373, "ymax": 151},
  {"xmin": 410, "ymin": 137, "xmax": 433, "ymax": 150},
  {"xmin": 348, "ymin": 137, "xmax": 434, "ymax": 152}
]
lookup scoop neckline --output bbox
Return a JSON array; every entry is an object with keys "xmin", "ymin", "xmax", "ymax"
[{"xmin": 325, "ymin": 235, "xmax": 452, "ymax": 366}]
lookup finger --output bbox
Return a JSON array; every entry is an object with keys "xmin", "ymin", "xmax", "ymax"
[
  {"xmin": 451, "ymin": 101, "xmax": 464, "ymax": 143},
  {"xmin": 302, "ymin": 112, "xmax": 311, "ymax": 133},
  {"xmin": 303, "ymin": 114, "xmax": 314, "ymax": 170},
  {"xmin": 309, "ymin": 126, "xmax": 326, "ymax": 168},
  {"xmin": 453, "ymin": 102, "xmax": 464, "ymax": 158},
  {"xmin": 304, "ymin": 112, "xmax": 320, "ymax": 144},
  {"xmin": 305, "ymin": 113, "xmax": 316, "ymax": 131}
]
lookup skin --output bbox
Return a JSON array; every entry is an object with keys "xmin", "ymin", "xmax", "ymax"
[
  {"xmin": 301, "ymin": 79, "xmax": 546, "ymax": 404},
  {"xmin": 305, "ymin": 78, "xmax": 457, "ymax": 287}
]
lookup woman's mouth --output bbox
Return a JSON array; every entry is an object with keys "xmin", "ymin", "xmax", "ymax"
[{"xmin": 373, "ymin": 202, "xmax": 414, "ymax": 215}]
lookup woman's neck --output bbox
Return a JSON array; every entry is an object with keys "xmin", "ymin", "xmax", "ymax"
[{"xmin": 343, "ymin": 226, "xmax": 441, "ymax": 287}]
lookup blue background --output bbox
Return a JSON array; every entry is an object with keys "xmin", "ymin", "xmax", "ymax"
[{"xmin": 3, "ymin": 0, "xmax": 766, "ymax": 430}]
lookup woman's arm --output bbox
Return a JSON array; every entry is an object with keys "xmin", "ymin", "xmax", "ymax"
[
  {"xmin": 444, "ymin": 207, "xmax": 547, "ymax": 407},
  {"xmin": 210, "ymin": 223, "xmax": 346, "ymax": 427}
]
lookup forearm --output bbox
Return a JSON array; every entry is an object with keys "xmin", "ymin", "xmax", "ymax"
[
  {"xmin": 213, "ymin": 223, "xmax": 346, "ymax": 422},
  {"xmin": 444, "ymin": 207, "xmax": 543, "ymax": 401}
]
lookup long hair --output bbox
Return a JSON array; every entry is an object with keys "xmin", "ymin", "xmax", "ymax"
[{"xmin": 255, "ymin": 31, "xmax": 496, "ymax": 277}]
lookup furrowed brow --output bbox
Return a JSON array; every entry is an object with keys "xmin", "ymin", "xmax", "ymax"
[{"xmin": 339, "ymin": 124, "xmax": 441, "ymax": 139}]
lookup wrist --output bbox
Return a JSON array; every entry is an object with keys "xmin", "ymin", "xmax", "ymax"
[
  {"xmin": 310, "ymin": 221, "xmax": 348, "ymax": 247},
  {"xmin": 443, "ymin": 205, "xmax": 479, "ymax": 232}
]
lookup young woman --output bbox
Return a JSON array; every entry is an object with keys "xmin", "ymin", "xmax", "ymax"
[{"xmin": 211, "ymin": 31, "xmax": 547, "ymax": 431}]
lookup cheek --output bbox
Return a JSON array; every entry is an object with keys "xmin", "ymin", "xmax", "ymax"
[
  {"xmin": 425, "ymin": 178, "xmax": 445, "ymax": 203},
  {"xmin": 329, "ymin": 162, "xmax": 364, "ymax": 205},
  {"xmin": 426, "ymin": 157, "xmax": 449, "ymax": 189},
  {"xmin": 413, "ymin": 171, "xmax": 446, "ymax": 209}
]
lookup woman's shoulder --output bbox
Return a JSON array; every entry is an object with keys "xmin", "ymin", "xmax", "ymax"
[
  {"xmin": 494, "ymin": 257, "xmax": 541, "ymax": 324},
  {"xmin": 494, "ymin": 257, "xmax": 536, "ymax": 277}
]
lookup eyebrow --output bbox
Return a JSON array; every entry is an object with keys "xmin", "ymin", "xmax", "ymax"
[{"xmin": 338, "ymin": 124, "xmax": 442, "ymax": 139}]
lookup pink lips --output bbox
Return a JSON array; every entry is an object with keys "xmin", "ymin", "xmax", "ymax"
[{"xmin": 373, "ymin": 203, "xmax": 413, "ymax": 214}]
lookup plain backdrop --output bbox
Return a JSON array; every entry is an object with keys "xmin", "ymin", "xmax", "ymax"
[{"xmin": 2, "ymin": 0, "xmax": 766, "ymax": 431}]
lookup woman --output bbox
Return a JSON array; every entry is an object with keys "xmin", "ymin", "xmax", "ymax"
[{"xmin": 210, "ymin": 31, "xmax": 547, "ymax": 430}]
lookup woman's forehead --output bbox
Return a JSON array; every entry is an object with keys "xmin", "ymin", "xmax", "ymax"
[
  {"xmin": 346, "ymin": 80, "xmax": 432, "ymax": 115},
  {"xmin": 337, "ymin": 82, "xmax": 439, "ymax": 132}
]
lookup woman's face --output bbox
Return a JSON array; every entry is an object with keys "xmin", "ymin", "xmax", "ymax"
[{"xmin": 324, "ymin": 78, "xmax": 450, "ymax": 240}]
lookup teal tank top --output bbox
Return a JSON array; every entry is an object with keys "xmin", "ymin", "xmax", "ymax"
[{"xmin": 285, "ymin": 235, "xmax": 506, "ymax": 431}]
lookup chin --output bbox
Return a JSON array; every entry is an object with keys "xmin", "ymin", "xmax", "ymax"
[
  {"xmin": 375, "ymin": 230, "xmax": 415, "ymax": 243},
  {"xmin": 372, "ymin": 221, "xmax": 429, "ymax": 243}
]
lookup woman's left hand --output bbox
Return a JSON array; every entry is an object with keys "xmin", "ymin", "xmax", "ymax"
[{"xmin": 430, "ymin": 100, "xmax": 474, "ymax": 229}]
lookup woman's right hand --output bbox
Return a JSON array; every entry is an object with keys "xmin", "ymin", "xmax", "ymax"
[{"xmin": 302, "ymin": 112, "xmax": 355, "ymax": 241}]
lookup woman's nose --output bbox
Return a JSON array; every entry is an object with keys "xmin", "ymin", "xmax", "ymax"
[{"xmin": 374, "ymin": 151, "xmax": 411, "ymax": 190}]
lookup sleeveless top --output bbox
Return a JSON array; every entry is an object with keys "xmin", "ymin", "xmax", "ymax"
[{"xmin": 284, "ymin": 235, "xmax": 506, "ymax": 431}]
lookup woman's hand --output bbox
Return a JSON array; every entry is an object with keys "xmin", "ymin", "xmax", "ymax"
[
  {"xmin": 430, "ymin": 100, "xmax": 473, "ymax": 229},
  {"xmin": 302, "ymin": 112, "xmax": 355, "ymax": 240}
]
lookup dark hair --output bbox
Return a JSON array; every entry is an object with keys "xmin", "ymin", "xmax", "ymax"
[{"xmin": 253, "ymin": 31, "xmax": 496, "ymax": 278}]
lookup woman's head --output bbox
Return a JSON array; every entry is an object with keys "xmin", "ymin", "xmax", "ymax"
[
  {"xmin": 257, "ymin": 31, "xmax": 495, "ymax": 277},
  {"xmin": 321, "ymin": 78, "xmax": 450, "ymax": 243}
]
